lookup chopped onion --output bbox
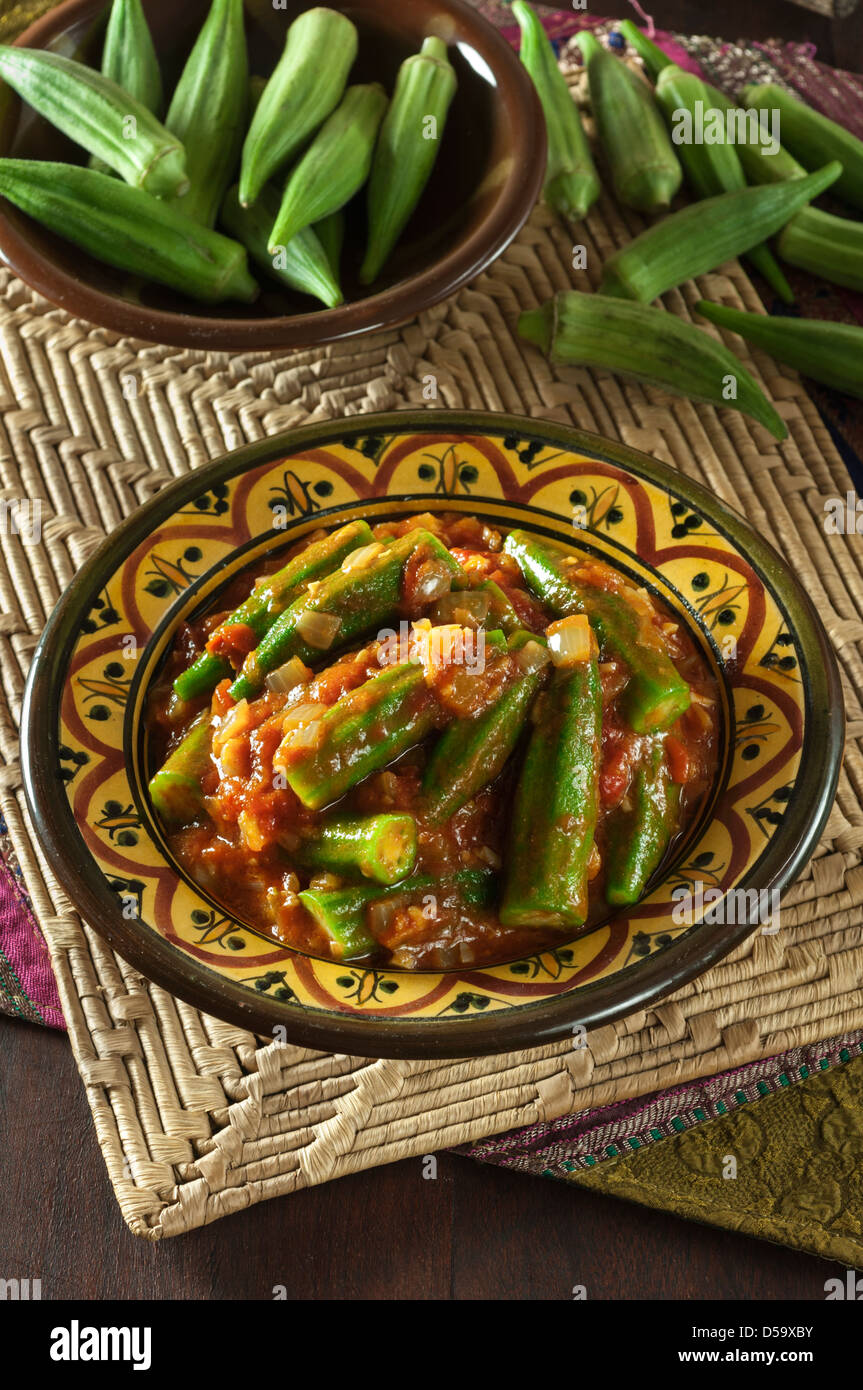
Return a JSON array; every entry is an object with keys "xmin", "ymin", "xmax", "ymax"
[
  {"xmin": 266, "ymin": 656, "xmax": 312, "ymax": 694},
  {"xmin": 340, "ymin": 541, "xmax": 386, "ymax": 574},
  {"xmin": 516, "ymin": 639, "xmax": 552, "ymax": 674},
  {"xmin": 281, "ymin": 700, "xmax": 328, "ymax": 730},
  {"xmin": 285, "ymin": 720, "xmax": 323, "ymax": 752},
  {"xmin": 413, "ymin": 558, "xmax": 455, "ymax": 605},
  {"xmin": 429, "ymin": 589, "xmax": 491, "ymax": 628},
  {"xmin": 296, "ymin": 608, "xmax": 341, "ymax": 650},
  {"xmin": 547, "ymin": 615, "xmax": 593, "ymax": 666},
  {"xmin": 368, "ymin": 895, "xmax": 404, "ymax": 936}
]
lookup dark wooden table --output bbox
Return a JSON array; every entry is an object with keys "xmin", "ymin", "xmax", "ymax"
[{"xmin": 2, "ymin": 0, "xmax": 859, "ymax": 1301}]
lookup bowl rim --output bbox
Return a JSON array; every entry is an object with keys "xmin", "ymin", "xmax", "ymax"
[
  {"xmin": 21, "ymin": 409, "xmax": 846, "ymax": 1057},
  {"xmin": 0, "ymin": 0, "xmax": 546, "ymax": 350}
]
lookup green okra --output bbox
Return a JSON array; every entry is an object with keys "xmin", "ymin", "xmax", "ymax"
[
  {"xmin": 743, "ymin": 82, "xmax": 863, "ymax": 214},
  {"xmin": 0, "ymin": 46, "xmax": 187, "ymax": 197},
  {"xmin": 148, "ymin": 714, "xmax": 212, "ymax": 826},
  {"xmin": 314, "ymin": 209, "xmax": 345, "ymax": 279},
  {"xmin": 299, "ymin": 868, "xmax": 495, "ymax": 961},
  {"xmin": 220, "ymin": 184, "xmax": 343, "ymax": 307},
  {"xmin": 512, "ymin": 1, "xmax": 599, "ymax": 222},
  {"xmin": 617, "ymin": 20, "xmax": 672, "ymax": 81},
  {"xmin": 278, "ymin": 663, "xmax": 438, "ymax": 811},
  {"xmin": 291, "ymin": 814, "xmax": 418, "ymax": 885},
  {"xmin": 575, "ymin": 29, "xmax": 681, "ymax": 213},
  {"xmin": 249, "ymin": 75, "xmax": 266, "ymax": 112},
  {"xmin": 96, "ymin": 0, "xmax": 162, "ymax": 118},
  {"xmin": 360, "ymin": 36, "xmax": 457, "ymax": 284},
  {"xmin": 696, "ymin": 299, "xmax": 863, "ymax": 399},
  {"xmin": 229, "ymin": 529, "xmax": 462, "ymax": 701},
  {"xmin": 652, "ymin": 65, "xmax": 793, "ymax": 304},
  {"xmin": 500, "ymin": 654, "xmax": 601, "ymax": 929},
  {"xmin": 421, "ymin": 632, "xmax": 546, "ymax": 825},
  {"xmin": 238, "ymin": 7, "xmax": 358, "ymax": 208},
  {"xmin": 0, "ymin": 159, "xmax": 257, "ymax": 303},
  {"xmin": 777, "ymin": 205, "xmax": 863, "ymax": 293},
  {"xmin": 606, "ymin": 743, "xmax": 681, "ymax": 905},
  {"xmin": 503, "ymin": 529, "xmax": 691, "ymax": 734},
  {"xmin": 269, "ymin": 83, "xmax": 388, "ymax": 252},
  {"xmin": 165, "ymin": 0, "xmax": 248, "ymax": 227},
  {"xmin": 173, "ymin": 520, "xmax": 372, "ymax": 703},
  {"xmin": 517, "ymin": 291, "xmax": 787, "ymax": 441},
  {"xmin": 599, "ymin": 162, "xmax": 841, "ymax": 303}
]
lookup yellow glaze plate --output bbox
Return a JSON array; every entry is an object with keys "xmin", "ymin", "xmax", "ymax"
[{"xmin": 22, "ymin": 413, "xmax": 843, "ymax": 1057}]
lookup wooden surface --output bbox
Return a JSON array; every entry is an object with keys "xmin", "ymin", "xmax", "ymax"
[{"xmin": 3, "ymin": 0, "xmax": 861, "ymax": 1300}]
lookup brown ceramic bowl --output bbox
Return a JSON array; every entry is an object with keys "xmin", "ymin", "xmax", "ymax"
[{"xmin": 0, "ymin": 0, "xmax": 544, "ymax": 349}]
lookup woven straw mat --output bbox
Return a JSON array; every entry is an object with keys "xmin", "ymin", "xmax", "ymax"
[{"xmin": 2, "ymin": 183, "xmax": 863, "ymax": 1238}]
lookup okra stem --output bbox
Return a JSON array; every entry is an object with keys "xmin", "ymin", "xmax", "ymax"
[
  {"xmin": 606, "ymin": 743, "xmax": 680, "ymax": 905},
  {"xmin": 291, "ymin": 814, "xmax": 418, "ymax": 885},
  {"xmin": 173, "ymin": 521, "xmax": 372, "ymax": 703},
  {"xmin": 500, "ymin": 656, "xmax": 601, "ymax": 929},
  {"xmin": 503, "ymin": 530, "xmax": 690, "ymax": 734}
]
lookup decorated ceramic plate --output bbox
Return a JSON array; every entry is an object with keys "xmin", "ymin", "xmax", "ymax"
[{"xmin": 22, "ymin": 411, "xmax": 843, "ymax": 1057}]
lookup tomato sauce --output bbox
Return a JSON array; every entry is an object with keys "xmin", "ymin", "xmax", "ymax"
[{"xmin": 147, "ymin": 514, "xmax": 720, "ymax": 970}]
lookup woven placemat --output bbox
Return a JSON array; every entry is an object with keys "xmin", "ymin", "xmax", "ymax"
[{"xmin": 3, "ymin": 162, "xmax": 863, "ymax": 1233}]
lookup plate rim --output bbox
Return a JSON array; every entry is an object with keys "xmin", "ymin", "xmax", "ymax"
[{"xmin": 21, "ymin": 408, "xmax": 845, "ymax": 1058}]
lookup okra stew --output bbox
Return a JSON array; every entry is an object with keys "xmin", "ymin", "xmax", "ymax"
[{"xmin": 147, "ymin": 512, "xmax": 720, "ymax": 970}]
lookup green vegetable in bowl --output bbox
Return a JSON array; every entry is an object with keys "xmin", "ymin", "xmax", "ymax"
[
  {"xmin": 360, "ymin": 36, "xmax": 457, "ymax": 284},
  {"xmin": 164, "ymin": 0, "xmax": 249, "ymax": 227},
  {"xmin": 0, "ymin": 45, "xmax": 186, "ymax": 196},
  {"xmin": 268, "ymin": 83, "xmax": 388, "ymax": 252},
  {"xmin": 220, "ymin": 184, "xmax": 343, "ymax": 307},
  {"xmin": 238, "ymin": 6, "xmax": 358, "ymax": 209},
  {"xmin": 0, "ymin": 159, "xmax": 257, "ymax": 301}
]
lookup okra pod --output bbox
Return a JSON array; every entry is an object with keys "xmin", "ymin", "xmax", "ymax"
[
  {"xmin": 503, "ymin": 529, "xmax": 691, "ymax": 733},
  {"xmin": 96, "ymin": 0, "xmax": 162, "ymax": 118},
  {"xmin": 149, "ymin": 714, "xmax": 212, "ymax": 826},
  {"xmin": 291, "ymin": 814, "xmax": 417, "ymax": 885},
  {"xmin": 249, "ymin": 75, "xmax": 266, "ymax": 112},
  {"xmin": 777, "ymin": 205, "xmax": 863, "ymax": 293},
  {"xmin": 173, "ymin": 521, "xmax": 372, "ymax": 703},
  {"xmin": 238, "ymin": 7, "xmax": 358, "ymax": 208},
  {"xmin": 299, "ymin": 868, "xmax": 494, "ymax": 961},
  {"xmin": 517, "ymin": 291, "xmax": 787, "ymax": 441},
  {"xmin": 599, "ymin": 162, "xmax": 841, "ymax": 303},
  {"xmin": 696, "ymin": 299, "xmax": 863, "ymax": 400},
  {"xmin": 513, "ymin": 2, "xmax": 599, "ymax": 221},
  {"xmin": 0, "ymin": 160, "xmax": 257, "ymax": 303},
  {"xmin": 743, "ymin": 82, "xmax": 863, "ymax": 214},
  {"xmin": 421, "ymin": 633, "xmax": 546, "ymax": 824},
  {"xmin": 652, "ymin": 66, "xmax": 793, "ymax": 303},
  {"xmin": 617, "ymin": 19, "xmax": 672, "ymax": 81},
  {"xmin": 0, "ymin": 47, "xmax": 187, "ymax": 197},
  {"xmin": 500, "ymin": 654, "xmax": 601, "ymax": 928},
  {"xmin": 164, "ymin": 0, "xmax": 248, "ymax": 227},
  {"xmin": 220, "ymin": 184, "xmax": 343, "ymax": 307},
  {"xmin": 229, "ymin": 529, "xmax": 462, "ymax": 701},
  {"xmin": 606, "ymin": 743, "xmax": 680, "ymax": 905},
  {"xmin": 314, "ymin": 209, "xmax": 345, "ymax": 279},
  {"xmin": 276, "ymin": 663, "xmax": 439, "ymax": 811},
  {"xmin": 575, "ymin": 29, "xmax": 681, "ymax": 213},
  {"xmin": 269, "ymin": 83, "xmax": 388, "ymax": 252},
  {"xmin": 360, "ymin": 36, "xmax": 457, "ymax": 284}
]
